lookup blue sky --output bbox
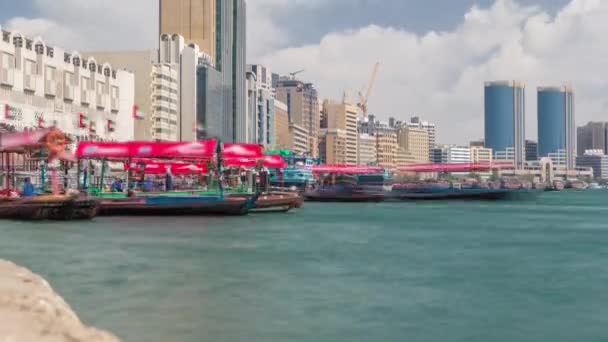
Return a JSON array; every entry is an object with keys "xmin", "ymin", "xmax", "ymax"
[{"xmin": 1, "ymin": 0, "xmax": 605, "ymax": 143}]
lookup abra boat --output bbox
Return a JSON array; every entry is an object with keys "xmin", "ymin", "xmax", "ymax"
[
  {"xmin": 303, "ymin": 168, "xmax": 386, "ymax": 202},
  {"xmin": 0, "ymin": 127, "xmax": 98, "ymax": 220}
]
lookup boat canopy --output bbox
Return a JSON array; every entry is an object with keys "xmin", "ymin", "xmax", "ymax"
[
  {"xmin": 75, "ymin": 140, "xmax": 218, "ymax": 159},
  {"xmin": 124, "ymin": 160, "xmax": 208, "ymax": 175},
  {"xmin": 265, "ymin": 149, "xmax": 294, "ymax": 157},
  {"xmin": 222, "ymin": 143, "xmax": 263, "ymax": 160},
  {"xmin": 313, "ymin": 164, "xmax": 384, "ymax": 174},
  {"xmin": 223, "ymin": 154, "xmax": 287, "ymax": 169}
]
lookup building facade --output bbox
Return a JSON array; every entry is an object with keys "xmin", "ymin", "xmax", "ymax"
[
  {"xmin": 577, "ymin": 122, "xmax": 607, "ymax": 156},
  {"xmin": 431, "ymin": 145, "xmax": 471, "ymax": 163},
  {"xmin": 525, "ymin": 140, "xmax": 538, "ymax": 161},
  {"xmin": 319, "ymin": 129, "xmax": 347, "ymax": 164},
  {"xmin": 160, "ymin": 0, "xmax": 246, "ymax": 142},
  {"xmin": 273, "ymin": 100, "xmax": 289, "ymax": 150},
  {"xmin": 576, "ymin": 151, "xmax": 608, "ymax": 179},
  {"xmin": 397, "ymin": 126, "xmax": 429, "ymax": 163},
  {"xmin": 375, "ymin": 123, "xmax": 397, "ymax": 170},
  {"xmin": 470, "ymin": 146, "xmax": 493, "ymax": 163},
  {"xmin": 289, "ymin": 123, "xmax": 309, "ymax": 155},
  {"xmin": 321, "ymin": 100, "xmax": 358, "ymax": 164},
  {"xmin": 408, "ymin": 116, "xmax": 436, "ymax": 150},
  {"xmin": 196, "ymin": 63, "xmax": 223, "ymax": 140},
  {"xmin": 537, "ymin": 86, "xmax": 575, "ymax": 169},
  {"xmin": 0, "ymin": 29, "xmax": 135, "ymax": 141},
  {"xmin": 484, "ymin": 81, "xmax": 525, "ymax": 169},
  {"xmin": 357, "ymin": 133, "xmax": 377, "ymax": 166},
  {"xmin": 275, "ymin": 78, "xmax": 320, "ymax": 157},
  {"xmin": 159, "ymin": 0, "xmax": 216, "ymax": 61},
  {"xmin": 89, "ymin": 34, "xmax": 211, "ymax": 142},
  {"xmin": 247, "ymin": 64, "xmax": 275, "ymax": 146}
]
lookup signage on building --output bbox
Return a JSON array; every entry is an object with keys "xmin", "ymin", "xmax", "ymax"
[
  {"xmin": 133, "ymin": 104, "xmax": 145, "ymax": 120},
  {"xmin": 4, "ymin": 104, "xmax": 23, "ymax": 120}
]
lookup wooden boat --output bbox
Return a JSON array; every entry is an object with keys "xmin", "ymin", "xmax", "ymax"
[
  {"xmin": 229, "ymin": 191, "xmax": 303, "ymax": 213},
  {"xmin": 97, "ymin": 194, "xmax": 256, "ymax": 216},
  {"xmin": 0, "ymin": 194, "xmax": 97, "ymax": 220}
]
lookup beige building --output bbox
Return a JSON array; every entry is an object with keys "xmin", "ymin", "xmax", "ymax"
[
  {"xmin": 319, "ymin": 129, "xmax": 347, "ymax": 164},
  {"xmin": 375, "ymin": 128, "xmax": 398, "ymax": 170},
  {"xmin": 321, "ymin": 100, "xmax": 358, "ymax": 164},
  {"xmin": 275, "ymin": 79, "xmax": 320, "ymax": 157},
  {"xmin": 357, "ymin": 133, "xmax": 377, "ymax": 166},
  {"xmin": 471, "ymin": 146, "xmax": 493, "ymax": 163},
  {"xmin": 159, "ymin": 0, "xmax": 216, "ymax": 62},
  {"xmin": 397, "ymin": 126, "xmax": 430, "ymax": 163},
  {"xmin": 273, "ymin": 100, "xmax": 290, "ymax": 149},
  {"xmin": 289, "ymin": 123, "xmax": 309, "ymax": 155}
]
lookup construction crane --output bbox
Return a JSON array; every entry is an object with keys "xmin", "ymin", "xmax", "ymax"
[
  {"xmin": 357, "ymin": 62, "xmax": 380, "ymax": 120},
  {"xmin": 288, "ymin": 69, "xmax": 305, "ymax": 80}
]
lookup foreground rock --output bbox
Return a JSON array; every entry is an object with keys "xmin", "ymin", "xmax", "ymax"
[{"xmin": 0, "ymin": 259, "xmax": 121, "ymax": 342}]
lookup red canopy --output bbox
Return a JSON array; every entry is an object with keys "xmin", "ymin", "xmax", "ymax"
[
  {"xmin": 313, "ymin": 165, "xmax": 384, "ymax": 174},
  {"xmin": 76, "ymin": 140, "xmax": 217, "ymax": 159},
  {"xmin": 125, "ymin": 161, "xmax": 208, "ymax": 175},
  {"xmin": 223, "ymin": 155, "xmax": 287, "ymax": 168},
  {"xmin": 222, "ymin": 143, "xmax": 263, "ymax": 159}
]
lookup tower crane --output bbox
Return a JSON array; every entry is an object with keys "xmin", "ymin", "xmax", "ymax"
[
  {"xmin": 288, "ymin": 69, "xmax": 305, "ymax": 80},
  {"xmin": 357, "ymin": 62, "xmax": 380, "ymax": 121}
]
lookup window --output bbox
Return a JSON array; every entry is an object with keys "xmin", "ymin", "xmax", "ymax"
[
  {"xmin": 1, "ymin": 52, "xmax": 14, "ymax": 69},
  {"xmin": 45, "ymin": 66, "xmax": 56, "ymax": 81}
]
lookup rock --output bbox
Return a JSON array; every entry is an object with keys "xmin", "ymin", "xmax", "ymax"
[{"xmin": 0, "ymin": 259, "xmax": 121, "ymax": 342}]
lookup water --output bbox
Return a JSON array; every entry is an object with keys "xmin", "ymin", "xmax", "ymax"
[{"xmin": 1, "ymin": 191, "xmax": 608, "ymax": 342}]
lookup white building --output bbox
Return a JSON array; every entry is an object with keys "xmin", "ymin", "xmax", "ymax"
[
  {"xmin": 407, "ymin": 116, "xmax": 436, "ymax": 149},
  {"xmin": 432, "ymin": 145, "xmax": 471, "ymax": 163},
  {"xmin": 247, "ymin": 64, "xmax": 275, "ymax": 146},
  {"xmin": 87, "ymin": 34, "xmax": 212, "ymax": 142},
  {"xmin": 0, "ymin": 27, "xmax": 135, "ymax": 141},
  {"xmin": 470, "ymin": 146, "xmax": 493, "ymax": 163},
  {"xmin": 357, "ymin": 133, "xmax": 377, "ymax": 166}
]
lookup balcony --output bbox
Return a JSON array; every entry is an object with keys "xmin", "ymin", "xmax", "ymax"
[
  {"xmin": 0, "ymin": 68, "xmax": 14, "ymax": 86},
  {"xmin": 45, "ymin": 80, "xmax": 57, "ymax": 96},
  {"xmin": 64, "ymin": 85, "xmax": 75, "ymax": 100},
  {"xmin": 23, "ymin": 74, "xmax": 37, "ymax": 91}
]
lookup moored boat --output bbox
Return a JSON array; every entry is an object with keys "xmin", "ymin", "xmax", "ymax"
[
  {"xmin": 0, "ymin": 194, "xmax": 97, "ymax": 220},
  {"xmin": 229, "ymin": 191, "xmax": 303, "ymax": 213}
]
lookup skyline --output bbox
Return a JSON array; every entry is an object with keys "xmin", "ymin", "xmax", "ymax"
[{"xmin": 1, "ymin": 0, "xmax": 606, "ymax": 144}]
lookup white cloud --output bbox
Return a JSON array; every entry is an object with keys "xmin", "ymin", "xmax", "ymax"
[
  {"xmin": 3, "ymin": 0, "xmax": 607, "ymax": 143},
  {"xmin": 252, "ymin": 0, "xmax": 608, "ymax": 144}
]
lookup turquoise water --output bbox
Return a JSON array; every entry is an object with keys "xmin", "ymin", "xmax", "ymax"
[{"xmin": 1, "ymin": 191, "xmax": 608, "ymax": 341}]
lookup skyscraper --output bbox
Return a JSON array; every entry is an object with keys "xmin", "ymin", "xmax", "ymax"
[
  {"xmin": 577, "ymin": 122, "xmax": 607, "ymax": 156},
  {"xmin": 160, "ymin": 0, "xmax": 246, "ymax": 142},
  {"xmin": 537, "ymin": 86, "xmax": 575, "ymax": 169},
  {"xmin": 321, "ymin": 99, "xmax": 358, "ymax": 164},
  {"xmin": 159, "ymin": 0, "xmax": 216, "ymax": 60},
  {"xmin": 484, "ymin": 81, "xmax": 526, "ymax": 169}
]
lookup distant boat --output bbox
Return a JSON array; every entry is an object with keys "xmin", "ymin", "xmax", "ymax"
[
  {"xmin": 588, "ymin": 183, "xmax": 602, "ymax": 190},
  {"xmin": 566, "ymin": 179, "xmax": 588, "ymax": 190}
]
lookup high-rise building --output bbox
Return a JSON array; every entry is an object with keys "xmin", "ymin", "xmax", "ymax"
[
  {"xmin": 247, "ymin": 64, "xmax": 275, "ymax": 147},
  {"xmin": 160, "ymin": 0, "xmax": 246, "ymax": 142},
  {"xmin": 196, "ymin": 63, "xmax": 223, "ymax": 140},
  {"xmin": 89, "ymin": 34, "xmax": 212, "ymax": 142},
  {"xmin": 525, "ymin": 140, "xmax": 538, "ymax": 161},
  {"xmin": 537, "ymin": 86, "xmax": 575, "ymax": 169},
  {"xmin": 273, "ymin": 100, "xmax": 290, "ymax": 150},
  {"xmin": 275, "ymin": 78, "xmax": 320, "ymax": 157},
  {"xmin": 484, "ymin": 81, "xmax": 526, "ymax": 169},
  {"xmin": 159, "ymin": 0, "xmax": 216, "ymax": 61},
  {"xmin": 289, "ymin": 123, "xmax": 309, "ymax": 155},
  {"xmin": 0, "ymin": 29, "xmax": 135, "ymax": 141},
  {"xmin": 357, "ymin": 133, "xmax": 377, "ymax": 166},
  {"xmin": 577, "ymin": 122, "xmax": 607, "ymax": 156},
  {"xmin": 397, "ymin": 126, "xmax": 429, "ymax": 163},
  {"xmin": 321, "ymin": 100, "xmax": 358, "ymax": 164}
]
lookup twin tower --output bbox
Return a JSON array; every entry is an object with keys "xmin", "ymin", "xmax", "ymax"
[{"xmin": 484, "ymin": 81, "xmax": 575, "ymax": 169}]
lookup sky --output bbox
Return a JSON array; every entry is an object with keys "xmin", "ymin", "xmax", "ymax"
[{"xmin": 1, "ymin": 0, "xmax": 606, "ymax": 144}]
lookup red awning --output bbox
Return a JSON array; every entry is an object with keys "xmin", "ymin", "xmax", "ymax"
[
  {"xmin": 76, "ymin": 140, "xmax": 217, "ymax": 159},
  {"xmin": 223, "ymin": 155, "xmax": 287, "ymax": 168},
  {"xmin": 262, "ymin": 154, "xmax": 287, "ymax": 168},
  {"xmin": 222, "ymin": 143, "xmax": 263, "ymax": 159},
  {"xmin": 313, "ymin": 165, "xmax": 384, "ymax": 174},
  {"xmin": 125, "ymin": 161, "xmax": 208, "ymax": 175}
]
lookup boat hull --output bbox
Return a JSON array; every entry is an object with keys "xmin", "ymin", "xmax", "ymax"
[
  {"xmin": 387, "ymin": 189, "xmax": 540, "ymax": 201},
  {"xmin": 303, "ymin": 191, "xmax": 384, "ymax": 202},
  {"xmin": 97, "ymin": 195, "xmax": 254, "ymax": 216},
  {"xmin": 230, "ymin": 192, "xmax": 303, "ymax": 213},
  {"xmin": 0, "ymin": 196, "xmax": 98, "ymax": 220}
]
